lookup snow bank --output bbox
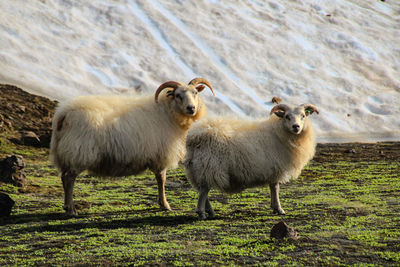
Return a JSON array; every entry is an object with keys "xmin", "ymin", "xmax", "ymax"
[{"xmin": 0, "ymin": 0, "xmax": 399, "ymax": 142}]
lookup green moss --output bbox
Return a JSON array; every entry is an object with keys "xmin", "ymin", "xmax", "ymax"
[{"xmin": 1, "ymin": 138, "xmax": 399, "ymax": 266}]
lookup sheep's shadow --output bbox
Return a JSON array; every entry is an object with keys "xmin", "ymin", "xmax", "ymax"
[
  {"xmin": 1, "ymin": 211, "xmax": 198, "ymax": 233},
  {"xmin": 0, "ymin": 212, "xmax": 64, "ymax": 226}
]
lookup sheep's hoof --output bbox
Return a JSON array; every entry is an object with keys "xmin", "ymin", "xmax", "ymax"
[
  {"xmin": 196, "ymin": 211, "xmax": 207, "ymax": 220},
  {"xmin": 162, "ymin": 206, "xmax": 172, "ymax": 211},
  {"xmin": 63, "ymin": 205, "xmax": 78, "ymax": 217},
  {"xmin": 206, "ymin": 210, "xmax": 216, "ymax": 218},
  {"xmin": 159, "ymin": 202, "xmax": 172, "ymax": 211},
  {"xmin": 272, "ymin": 207, "xmax": 286, "ymax": 215}
]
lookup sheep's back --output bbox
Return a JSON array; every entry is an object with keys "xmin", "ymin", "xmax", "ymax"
[{"xmin": 51, "ymin": 95, "xmax": 186, "ymax": 175}]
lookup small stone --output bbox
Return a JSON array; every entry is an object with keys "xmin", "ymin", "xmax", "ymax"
[
  {"xmin": 17, "ymin": 105, "xmax": 26, "ymax": 113},
  {"xmin": 166, "ymin": 181, "xmax": 182, "ymax": 188},
  {"xmin": 21, "ymin": 131, "xmax": 41, "ymax": 147},
  {"xmin": 4, "ymin": 120, "xmax": 13, "ymax": 129},
  {"xmin": 270, "ymin": 221, "xmax": 299, "ymax": 240},
  {"xmin": 6, "ymin": 103, "xmax": 13, "ymax": 110},
  {"xmin": 0, "ymin": 192, "xmax": 15, "ymax": 217},
  {"xmin": 0, "ymin": 114, "xmax": 13, "ymax": 130},
  {"xmin": 344, "ymin": 149, "xmax": 356, "ymax": 154}
]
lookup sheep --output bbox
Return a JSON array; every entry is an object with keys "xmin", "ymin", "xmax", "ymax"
[
  {"xmin": 184, "ymin": 103, "xmax": 319, "ymax": 219},
  {"xmin": 50, "ymin": 78, "xmax": 214, "ymax": 216}
]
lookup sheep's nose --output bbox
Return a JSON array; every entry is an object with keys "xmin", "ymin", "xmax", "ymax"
[
  {"xmin": 292, "ymin": 124, "xmax": 300, "ymax": 133},
  {"xmin": 186, "ymin": 105, "xmax": 196, "ymax": 114}
]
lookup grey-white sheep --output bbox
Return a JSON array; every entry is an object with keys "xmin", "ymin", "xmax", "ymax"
[
  {"xmin": 50, "ymin": 78, "xmax": 214, "ymax": 216},
  {"xmin": 184, "ymin": 103, "xmax": 319, "ymax": 219}
]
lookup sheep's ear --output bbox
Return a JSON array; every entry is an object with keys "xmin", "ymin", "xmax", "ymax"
[
  {"xmin": 303, "ymin": 104, "xmax": 319, "ymax": 116},
  {"xmin": 196, "ymin": 85, "xmax": 205, "ymax": 92}
]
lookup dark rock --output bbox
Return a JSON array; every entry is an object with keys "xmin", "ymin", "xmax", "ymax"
[
  {"xmin": 21, "ymin": 131, "xmax": 41, "ymax": 147},
  {"xmin": 9, "ymin": 137, "xmax": 21, "ymax": 145},
  {"xmin": 38, "ymin": 132, "xmax": 52, "ymax": 148},
  {"xmin": 0, "ymin": 155, "xmax": 27, "ymax": 187},
  {"xmin": 344, "ymin": 149, "xmax": 356, "ymax": 154},
  {"xmin": 0, "ymin": 192, "xmax": 15, "ymax": 217},
  {"xmin": 270, "ymin": 221, "xmax": 299, "ymax": 240}
]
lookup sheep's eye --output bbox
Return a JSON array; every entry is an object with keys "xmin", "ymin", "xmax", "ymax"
[
  {"xmin": 176, "ymin": 94, "xmax": 182, "ymax": 100},
  {"xmin": 193, "ymin": 91, "xmax": 198, "ymax": 96},
  {"xmin": 301, "ymin": 114, "xmax": 305, "ymax": 119},
  {"xmin": 285, "ymin": 115, "xmax": 290, "ymax": 120}
]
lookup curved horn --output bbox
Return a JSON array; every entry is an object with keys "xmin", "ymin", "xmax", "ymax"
[
  {"xmin": 188, "ymin": 78, "xmax": 215, "ymax": 96},
  {"xmin": 270, "ymin": 104, "xmax": 290, "ymax": 118},
  {"xmin": 154, "ymin": 81, "xmax": 181, "ymax": 103},
  {"xmin": 302, "ymin": 104, "xmax": 319, "ymax": 115}
]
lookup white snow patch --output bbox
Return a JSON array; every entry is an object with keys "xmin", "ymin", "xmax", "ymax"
[{"xmin": 0, "ymin": 0, "xmax": 399, "ymax": 142}]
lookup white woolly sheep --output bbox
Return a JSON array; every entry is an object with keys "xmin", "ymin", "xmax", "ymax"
[
  {"xmin": 184, "ymin": 103, "xmax": 319, "ymax": 219},
  {"xmin": 50, "ymin": 78, "xmax": 214, "ymax": 216}
]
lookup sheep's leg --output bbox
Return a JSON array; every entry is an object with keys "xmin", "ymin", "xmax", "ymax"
[
  {"xmin": 61, "ymin": 170, "xmax": 78, "ymax": 216},
  {"xmin": 155, "ymin": 169, "xmax": 171, "ymax": 211},
  {"xmin": 269, "ymin": 182, "xmax": 286, "ymax": 215},
  {"xmin": 205, "ymin": 197, "xmax": 215, "ymax": 218},
  {"xmin": 196, "ymin": 188, "xmax": 211, "ymax": 220}
]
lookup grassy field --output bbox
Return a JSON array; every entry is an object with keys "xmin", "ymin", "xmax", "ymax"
[{"xmin": 0, "ymin": 138, "xmax": 399, "ymax": 266}]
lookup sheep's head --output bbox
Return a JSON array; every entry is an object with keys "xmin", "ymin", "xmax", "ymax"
[
  {"xmin": 271, "ymin": 104, "xmax": 319, "ymax": 135},
  {"xmin": 155, "ymin": 78, "xmax": 214, "ymax": 117}
]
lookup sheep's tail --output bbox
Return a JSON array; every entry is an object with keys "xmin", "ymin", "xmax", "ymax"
[
  {"xmin": 183, "ymin": 133, "xmax": 200, "ymax": 190},
  {"xmin": 49, "ymin": 109, "xmax": 67, "ymax": 170}
]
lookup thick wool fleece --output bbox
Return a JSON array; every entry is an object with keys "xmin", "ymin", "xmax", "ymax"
[
  {"xmin": 184, "ymin": 115, "xmax": 315, "ymax": 193},
  {"xmin": 50, "ymin": 93, "xmax": 206, "ymax": 176}
]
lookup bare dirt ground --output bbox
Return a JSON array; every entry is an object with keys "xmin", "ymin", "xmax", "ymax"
[{"xmin": 315, "ymin": 142, "xmax": 400, "ymax": 163}]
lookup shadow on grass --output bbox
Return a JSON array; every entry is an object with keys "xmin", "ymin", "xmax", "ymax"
[
  {"xmin": 0, "ymin": 212, "xmax": 65, "ymax": 226},
  {"xmin": 1, "ymin": 211, "xmax": 198, "ymax": 233}
]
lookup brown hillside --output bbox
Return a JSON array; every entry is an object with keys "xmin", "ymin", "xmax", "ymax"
[{"xmin": 0, "ymin": 84, "xmax": 57, "ymax": 147}]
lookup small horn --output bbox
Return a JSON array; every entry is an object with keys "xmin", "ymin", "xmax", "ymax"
[
  {"xmin": 155, "ymin": 81, "xmax": 181, "ymax": 103},
  {"xmin": 188, "ymin": 78, "xmax": 215, "ymax": 96},
  {"xmin": 302, "ymin": 104, "xmax": 319, "ymax": 115},
  {"xmin": 271, "ymin": 96, "xmax": 282, "ymax": 104},
  {"xmin": 270, "ymin": 104, "xmax": 290, "ymax": 118}
]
